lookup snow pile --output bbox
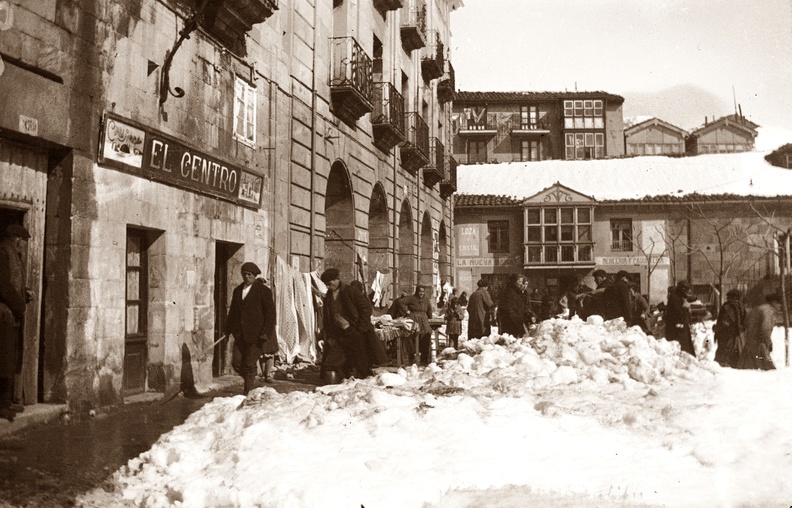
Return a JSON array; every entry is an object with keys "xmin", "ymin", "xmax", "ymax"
[{"xmin": 76, "ymin": 318, "xmax": 792, "ymax": 508}]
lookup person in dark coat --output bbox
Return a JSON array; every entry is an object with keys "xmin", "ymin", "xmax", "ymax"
[
  {"xmin": 348, "ymin": 280, "xmax": 388, "ymax": 367},
  {"xmin": 0, "ymin": 225, "xmax": 31, "ymax": 422},
  {"xmin": 226, "ymin": 261, "xmax": 277, "ymax": 395},
  {"xmin": 562, "ymin": 276, "xmax": 592, "ymax": 320},
  {"xmin": 737, "ymin": 292, "xmax": 781, "ymax": 370},
  {"xmin": 467, "ymin": 279, "xmax": 494, "ymax": 340},
  {"xmin": 603, "ymin": 270, "xmax": 633, "ymax": 322},
  {"xmin": 497, "ymin": 273, "xmax": 530, "ymax": 337},
  {"xmin": 581, "ymin": 269, "xmax": 610, "ymax": 319},
  {"xmin": 398, "ymin": 285, "xmax": 434, "ymax": 365},
  {"xmin": 320, "ymin": 268, "xmax": 373, "ymax": 379},
  {"xmin": 664, "ymin": 280, "xmax": 696, "ymax": 356},
  {"xmin": 629, "ymin": 283, "xmax": 651, "ymax": 334},
  {"xmin": 714, "ymin": 289, "xmax": 747, "ymax": 368}
]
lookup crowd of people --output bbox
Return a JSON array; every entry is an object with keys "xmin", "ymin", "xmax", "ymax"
[{"xmin": 219, "ymin": 263, "xmax": 786, "ymax": 395}]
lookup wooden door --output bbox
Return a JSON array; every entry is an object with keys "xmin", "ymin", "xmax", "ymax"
[{"xmin": 124, "ymin": 230, "xmax": 147, "ymax": 394}]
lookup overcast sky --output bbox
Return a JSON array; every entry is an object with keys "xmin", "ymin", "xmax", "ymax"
[{"xmin": 450, "ymin": 0, "xmax": 792, "ymax": 131}]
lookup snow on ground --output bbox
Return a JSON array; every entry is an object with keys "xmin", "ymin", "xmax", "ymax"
[{"xmin": 77, "ymin": 318, "xmax": 792, "ymax": 508}]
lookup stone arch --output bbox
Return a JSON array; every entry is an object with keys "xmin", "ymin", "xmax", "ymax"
[
  {"xmin": 419, "ymin": 212, "xmax": 434, "ymax": 293},
  {"xmin": 324, "ymin": 160, "xmax": 355, "ymax": 278},
  {"xmin": 397, "ymin": 199, "xmax": 414, "ymax": 295},
  {"xmin": 367, "ymin": 183, "xmax": 390, "ymax": 282}
]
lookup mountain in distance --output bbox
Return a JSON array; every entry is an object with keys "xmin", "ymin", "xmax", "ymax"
[{"xmin": 621, "ymin": 84, "xmax": 733, "ymax": 131}]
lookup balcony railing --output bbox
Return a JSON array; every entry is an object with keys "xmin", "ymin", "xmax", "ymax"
[
  {"xmin": 611, "ymin": 239, "xmax": 633, "ymax": 251},
  {"xmin": 421, "ymin": 29, "xmax": 444, "ymax": 81},
  {"xmin": 423, "ymin": 137, "xmax": 445, "ymax": 188},
  {"xmin": 440, "ymin": 154, "xmax": 457, "ymax": 199},
  {"xmin": 372, "ymin": 82, "xmax": 405, "ymax": 153},
  {"xmin": 400, "ymin": 112, "xmax": 429, "ymax": 174},
  {"xmin": 510, "ymin": 113, "xmax": 551, "ymax": 134},
  {"xmin": 400, "ymin": 0, "xmax": 427, "ymax": 52},
  {"xmin": 437, "ymin": 61, "xmax": 455, "ymax": 104},
  {"xmin": 329, "ymin": 36, "xmax": 373, "ymax": 125},
  {"xmin": 457, "ymin": 112, "xmax": 498, "ymax": 136}
]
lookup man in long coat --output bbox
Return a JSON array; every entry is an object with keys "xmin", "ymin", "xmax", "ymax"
[
  {"xmin": 226, "ymin": 262, "xmax": 277, "ymax": 394},
  {"xmin": 320, "ymin": 268, "xmax": 373, "ymax": 379},
  {"xmin": 664, "ymin": 280, "xmax": 696, "ymax": 356},
  {"xmin": 737, "ymin": 292, "xmax": 781, "ymax": 370},
  {"xmin": 497, "ymin": 273, "xmax": 530, "ymax": 337},
  {"xmin": 398, "ymin": 285, "xmax": 434, "ymax": 365},
  {"xmin": 467, "ymin": 279, "xmax": 494, "ymax": 340},
  {"xmin": 714, "ymin": 289, "xmax": 746, "ymax": 367}
]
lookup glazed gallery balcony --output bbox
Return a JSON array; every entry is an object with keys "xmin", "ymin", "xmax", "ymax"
[
  {"xmin": 400, "ymin": 0, "xmax": 427, "ymax": 52},
  {"xmin": 372, "ymin": 82, "xmax": 405, "ymax": 153},
  {"xmin": 423, "ymin": 137, "xmax": 446, "ymax": 188},
  {"xmin": 330, "ymin": 36, "xmax": 373, "ymax": 126},
  {"xmin": 400, "ymin": 112, "xmax": 429, "ymax": 175}
]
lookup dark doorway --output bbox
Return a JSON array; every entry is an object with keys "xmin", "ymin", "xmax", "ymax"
[{"xmin": 213, "ymin": 241, "xmax": 241, "ymax": 377}]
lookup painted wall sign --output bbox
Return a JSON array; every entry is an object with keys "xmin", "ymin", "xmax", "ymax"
[
  {"xmin": 456, "ymin": 256, "xmax": 516, "ymax": 267},
  {"xmin": 457, "ymin": 226, "xmax": 479, "ymax": 257},
  {"xmin": 596, "ymin": 256, "xmax": 669, "ymax": 266},
  {"xmin": 99, "ymin": 113, "xmax": 262, "ymax": 207},
  {"xmin": 102, "ymin": 117, "xmax": 145, "ymax": 170}
]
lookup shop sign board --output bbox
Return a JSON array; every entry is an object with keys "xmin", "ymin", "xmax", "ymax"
[{"xmin": 99, "ymin": 113, "xmax": 263, "ymax": 208}]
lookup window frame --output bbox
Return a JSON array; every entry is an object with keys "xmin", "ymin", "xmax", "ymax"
[
  {"xmin": 487, "ymin": 219, "xmax": 510, "ymax": 253},
  {"xmin": 468, "ymin": 139, "xmax": 487, "ymax": 163},
  {"xmin": 233, "ymin": 76, "xmax": 257, "ymax": 147},
  {"xmin": 610, "ymin": 218, "xmax": 634, "ymax": 252},
  {"xmin": 525, "ymin": 206, "xmax": 594, "ymax": 264}
]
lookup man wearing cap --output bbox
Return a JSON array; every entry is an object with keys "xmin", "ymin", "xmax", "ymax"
[
  {"xmin": 0, "ymin": 224, "xmax": 32, "ymax": 422},
  {"xmin": 467, "ymin": 279, "xmax": 494, "ymax": 340},
  {"xmin": 226, "ymin": 261, "xmax": 277, "ymax": 394},
  {"xmin": 319, "ymin": 268, "xmax": 372, "ymax": 379}
]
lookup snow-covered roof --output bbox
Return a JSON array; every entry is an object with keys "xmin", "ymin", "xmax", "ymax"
[{"xmin": 457, "ymin": 127, "xmax": 792, "ymax": 201}]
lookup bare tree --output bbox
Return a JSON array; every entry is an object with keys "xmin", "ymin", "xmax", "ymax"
[
  {"xmin": 631, "ymin": 224, "xmax": 669, "ymax": 302},
  {"xmin": 665, "ymin": 218, "xmax": 688, "ymax": 285},
  {"xmin": 679, "ymin": 203, "xmax": 744, "ymax": 310}
]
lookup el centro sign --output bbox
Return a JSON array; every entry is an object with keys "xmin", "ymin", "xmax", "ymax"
[{"xmin": 99, "ymin": 113, "xmax": 262, "ymax": 207}]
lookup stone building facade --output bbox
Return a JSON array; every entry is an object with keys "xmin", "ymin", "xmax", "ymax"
[{"xmin": 0, "ymin": 0, "xmax": 459, "ymax": 410}]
